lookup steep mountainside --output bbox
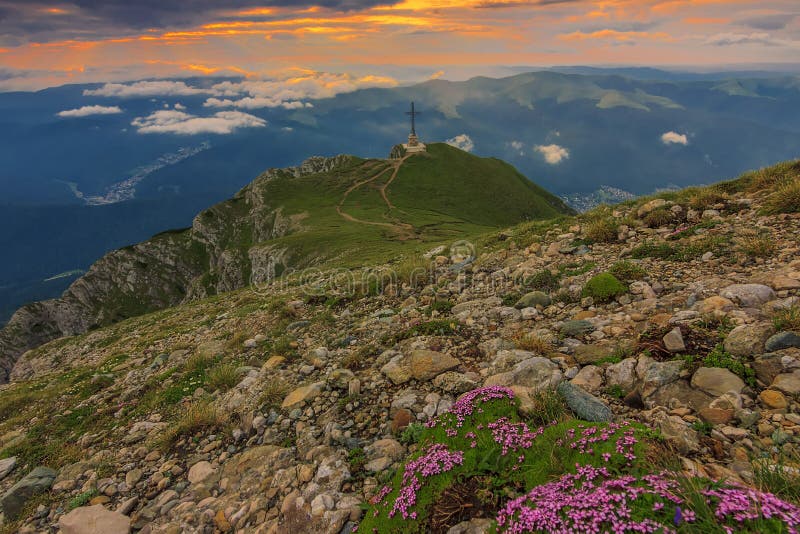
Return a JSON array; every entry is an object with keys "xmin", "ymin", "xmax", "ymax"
[
  {"xmin": 0, "ymin": 144, "xmax": 572, "ymax": 381},
  {"xmin": 0, "ymin": 160, "xmax": 798, "ymax": 533}
]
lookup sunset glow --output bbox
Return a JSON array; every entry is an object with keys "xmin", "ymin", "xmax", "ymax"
[{"xmin": 1, "ymin": 0, "xmax": 797, "ymax": 90}]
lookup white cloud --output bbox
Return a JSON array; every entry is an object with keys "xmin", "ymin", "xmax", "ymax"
[
  {"xmin": 534, "ymin": 144, "xmax": 569, "ymax": 165},
  {"xmin": 446, "ymin": 134, "xmax": 474, "ymax": 152},
  {"xmin": 510, "ymin": 140, "xmax": 524, "ymax": 155},
  {"xmin": 174, "ymin": 103, "xmax": 186, "ymax": 110},
  {"xmin": 84, "ymin": 81, "xmax": 208, "ymax": 97},
  {"xmin": 661, "ymin": 131, "xmax": 689, "ymax": 146},
  {"xmin": 204, "ymin": 71, "xmax": 397, "ymax": 109},
  {"xmin": 131, "ymin": 110, "xmax": 266, "ymax": 135},
  {"xmin": 57, "ymin": 105, "xmax": 123, "ymax": 118}
]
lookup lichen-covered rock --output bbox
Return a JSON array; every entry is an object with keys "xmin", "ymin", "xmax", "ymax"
[
  {"xmin": 1, "ymin": 466, "xmax": 56, "ymax": 519},
  {"xmin": 691, "ymin": 367, "xmax": 745, "ymax": 397}
]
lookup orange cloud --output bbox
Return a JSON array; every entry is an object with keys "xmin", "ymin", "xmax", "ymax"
[
  {"xmin": 559, "ymin": 29, "xmax": 673, "ymax": 42},
  {"xmin": 683, "ymin": 17, "xmax": 730, "ymax": 24}
]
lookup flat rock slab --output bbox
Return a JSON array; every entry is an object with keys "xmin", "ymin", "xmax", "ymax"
[
  {"xmin": 557, "ymin": 381, "xmax": 612, "ymax": 422},
  {"xmin": 1, "ymin": 466, "xmax": 56, "ymax": 519},
  {"xmin": 381, "ymin": 350, "xmax": 460, "ymax": 384},
  {"xmin": 58, "ymin": 504, "xmax": 131, "ymax": 534},
  {"xmin": 281, "ymin": 382, "xmax": 325, "ymax": 409},
  {"xmin": 691, "ymin": 367, "xmax": 745, "ymax": 397}
]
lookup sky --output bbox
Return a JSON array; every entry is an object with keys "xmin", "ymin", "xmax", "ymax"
[{"xmin": 0, "ymin": 0, "xmax": 798, "ymax": 91}]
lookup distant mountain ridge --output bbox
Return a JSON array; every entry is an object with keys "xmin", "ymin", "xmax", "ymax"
[{"xmin": 0, "ymin": 144, "xmax": 572, "ymax": 381}]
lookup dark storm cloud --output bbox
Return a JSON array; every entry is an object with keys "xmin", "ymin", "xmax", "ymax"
[{"xmin": 0, "ymin": 0, "xmax": 397, "ymax": 45}]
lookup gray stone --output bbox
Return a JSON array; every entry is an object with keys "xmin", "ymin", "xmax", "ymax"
[
  {"xmin": 0, "ymin": 466, "xmax": 56, "ymax": 519},
  {"xmin": 515, "ymin": 291, "xmax": 551, "ymax": 309},
  {"xmin": 691, "ymin": 367, "xmax": 745, "ymax": 397},
  {"xmin": 432, "ymin": 372, "xmax": 478, "ymax": 394},
  {"xmin": 58, "ymin": 504, "xmax": 131, "ymax": 534},
  {"xmin": 724, "ymin": 323, "xmax": 774, "ymax": 358},
  {"xmin": 557, "ymin": 381, "xmax": 612, "ymax": 422},
  {"xmin": 570, "ymin": 365, "xmax": 604, "ymax": 393},
  {"xmin": 663, "ymin": 327, "xmax": 686, "ymax": 353},
  {"xmin": 560, "ymin": 320, "xmax": 595, "ymax": 337},
  {"xmin": 605, "ymin": 358, "xmax": 637, "ymax": 392},
  {"xmin": 766, "ymin": 332, "xmax": 800, "ymax": 353},
  {"xmin": 636, "ymin": 356, "xmax": 684, "ymax": 398},
  {"xmin": 0, "ymin": 457, "xmax": 16, "ymax": 481},
  {"xmin": 720, "ymin": 284, "xmax": 776, "ymax": 308}
]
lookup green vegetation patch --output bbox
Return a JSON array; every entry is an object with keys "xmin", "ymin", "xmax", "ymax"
[{"xmin": 582, "ymin": 273, "xmax": 627, "ymax": 303}]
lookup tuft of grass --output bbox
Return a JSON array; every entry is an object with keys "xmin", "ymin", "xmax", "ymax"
[
  {"xmin": 157, "ymin": 400, "xmax": 227, "ymax": 450},
  {"xmin": 737, "ymin": 234, "xmax": 777, "ymax": 258},
  {"xmin": 512, "ymin": 331, "xmax": 554, "ymax": 354},
  {"xmin": 207, "ymin": 363, "xmax": 240, "ymax": 392},
  {"xmin": 689, "ymin": 189, "xmax": 728, "ymax": 210},
  {"xmin": 185, "ymin": 352, "xmax": 213, "ymax": 373},
  {"xmin": 582, "ymin": 272, "xmax": 627, "ymax": 303},
  {"xmin": 642, "ymin": 208, "xmax": 675, "ymax": 228},
  {"xmin": 584, "ymin": 218, "xmax": 618, "ymax": 244},
  {"xmin": 259, "ymin": 380, "xmax": 291, "ymax": 411},
  {"xmin": 752, "ymin": 453, "xmax": 800, "ymax": 502},
  {"xmin": 605, "ymin": 384, "xmax": 626, "ymax": 399},
  {"xmin": 395, "ymin": 255, "xmax": 432, "ymax": 288},
  {"xmin": 342, "ymin": 344, "xmax": 380, "ymax": 371},
  {"xmin": 608, "ymin": 261, "xmax": 646, "ymax": 283},
  {"xmin": 773, "ymin": 306, "xmax": 800, "ymax": 333},
  {"xmin": 692, "ymin": 420, "xmax": 713, "ymax": 436},
  {"xmin": 527, "ymin": 387, "xmax": 568, "ymax": 426},
  {"xmin": 765, "ymin": 179, "xmax": 800, "ymax": 214}
]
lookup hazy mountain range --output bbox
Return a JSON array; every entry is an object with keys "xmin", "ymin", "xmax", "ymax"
[{"xmin": 1, "ymin": 67, "xmax": 800, "ymax": 323}]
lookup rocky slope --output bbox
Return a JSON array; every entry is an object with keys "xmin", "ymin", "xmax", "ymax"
[
  {"xmin": 0, "ymin": 160, "xmax": 799, "ymax": 533},
  {"xmin": 0, "ymin": 146, "xmax": 571, "ymax": 383}
]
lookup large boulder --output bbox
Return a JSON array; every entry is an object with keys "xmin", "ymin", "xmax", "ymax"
[
  {"xmin": 691, "ymin": 367, "xmax": 745, "ymax": 397},
  {"xmin": 720, "ymin": 284, "xmax": 776, "ymax": 308},
  {"xmin": 724, "ymin": 323, "xmax": 774, "ymax": 358},
  {"xmin": 381, "ymin": 350, "xmax": 460, "ymax": 385},
  {"xmin": 560, "ymin": 320, "xmax": 595, "ymax": 337},
  {"xmin": 636, "ymin": 356, "xmax": 684, "ymax": 398},
  {"xmin": 58, "ymin": 504, "xmax": 131, "ymax": 534},
  {"xmin": 772, "ymin": 370, "xmax": 800, "ymax": 396},
  {"xmin": 0, "ymin": 457, "xmax": 16, "ymax": 481},
  {"xmin": 0, "ymin": 466, "xmax": 56, "ymax": 519}
]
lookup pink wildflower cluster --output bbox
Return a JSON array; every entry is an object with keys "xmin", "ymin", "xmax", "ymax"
[
  {"xmin": 368, "ymin": 485, "xmax": 392, "ymax": 505},
  {"xmin": 558, "ymin": 421, "xmax": 638, "ymax": 465},
  {"xmin": 496, "ymin": 465, "xmax": 689, "ymax": 534},
  {"xmin": 487, "ymin": 417, "xmax": 545, "ymax": 457},
  {"xmin": 388, "ymin": 443, "xmax": 464, "ymax": 519},
  {"xmin": 702, "ymin": 485, "xmax": 800, "ymax": 533},
  {"xmin": 427, "ymin": 385, "xmax": 515, "ymax": 429}
]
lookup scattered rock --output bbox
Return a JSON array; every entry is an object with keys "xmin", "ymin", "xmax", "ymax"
[
  {"xmin": 724, "ymin": 323, "xmax": 775, "ymax": 358},
  {"xmin": 515, "ymin": 291, "xmax": 551, "ymax": 309},
  {"xmin": 281, "ymin": 382, "xmax": 325, "ymax": 409},
  {"xmin": 663, "ymin": 328, "xmax": 686, "ymax": 353},
  {"xmin": 381, "ymin": 350, "xmax": 460, "ymax": 384},
  {"xmin": 720, "ymin": 284, "xmax": 776, "ymax": 308}
]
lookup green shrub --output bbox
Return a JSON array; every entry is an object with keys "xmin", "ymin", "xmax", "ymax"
[
  {"xmin": 584, "ymin": 218, "xmax": 618, "ymax": 244},
  {"xmin": 692, "ymin": 421, "xmax": 713, "ymax": 436},
  {"xmin": 605, "ymin": 384, "xmax": 626, "ymax": 399},
  {"xmin": 582, "ymin": 273, "xmax": 627, "ymax": 303},
  {"xmin": 685, "ymin": 344, "xmax": 756, "ymax": 388},
  {"xmin": 68, "ymin": 489, "xmax": 98, "ymax": 510},
  {"xmin": 608, "ymin": 261, "xmax": 646, "ymax": 283},
  {"xmin": 399, "ymin": 423, "xmax": 425, "ymax": 445}
]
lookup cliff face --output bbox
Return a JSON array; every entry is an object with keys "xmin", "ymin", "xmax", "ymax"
[{"xmin": 0, "ymin": 155, "xmax": 355, "ymax": 382}]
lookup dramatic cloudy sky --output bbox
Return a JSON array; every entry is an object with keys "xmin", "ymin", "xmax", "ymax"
[{"xmin": 0, "ymin": 0, "xmax": 798, "ymax": 90}]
